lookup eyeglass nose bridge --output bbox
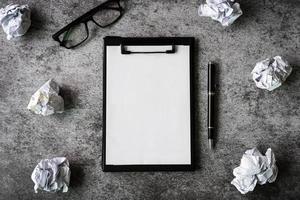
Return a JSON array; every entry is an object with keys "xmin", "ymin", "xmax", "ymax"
[{"xmin": 90, "ymin": 18, "xmax": 106, "ymax": 28}]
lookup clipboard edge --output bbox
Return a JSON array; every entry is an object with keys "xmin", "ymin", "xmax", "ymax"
[
  {"xmin": 103, "ymin": 165, "xmax": 194, "ymax": 172},
  {"xmin": 102, "ymin": 36, "xmax": 196, "ymax": 172}
]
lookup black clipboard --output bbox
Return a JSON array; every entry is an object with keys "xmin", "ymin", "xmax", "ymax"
[{"xmin": 102, "ymin": 36, "xmax": 195, "ymax": 172}]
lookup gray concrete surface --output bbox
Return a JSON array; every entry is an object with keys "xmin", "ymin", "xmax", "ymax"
[{"xmin": 0, "ymin": 0, "xmax": 299, "ymax": 199}]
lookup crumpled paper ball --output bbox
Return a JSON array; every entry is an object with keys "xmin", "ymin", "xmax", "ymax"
[
  {"xmin": 251, "ymin": 56, "xmax": 292, "ymax": 91},
  {"xmin": 198, "ymin": 0, "xmax": 242, "ymax": 26},
  {"xmin": 231, "ymin": 148, "xmax": 278, "ymax": 194},
  {"xmin": 31, "ymin": 157, "xmax": 71, "ymax": 193},
  {"xmin": 27, "ymin": 79, "xmax": 64, "ymax": 116},
  {"xmin": 0, "ymin": 4, "xmax": 31, "ymax": 40}
]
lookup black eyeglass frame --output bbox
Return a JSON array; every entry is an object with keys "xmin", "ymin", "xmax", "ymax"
[{"xmin": 52, "ymin": 0, "xmax": 124, "ymax": 49}]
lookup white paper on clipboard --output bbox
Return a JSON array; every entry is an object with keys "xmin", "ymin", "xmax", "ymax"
[{"xmin": 105, "ymin": 44, "xmax": 191, "ymax": 165}]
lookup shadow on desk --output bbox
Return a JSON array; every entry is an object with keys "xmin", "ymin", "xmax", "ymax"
[
  {"xmin": 69, "ymin": 164, "xmax": 85, "ymax": 188},
  {"xmin": 192, "ymin": 38, "xmax": 201, "ymax": 170}
]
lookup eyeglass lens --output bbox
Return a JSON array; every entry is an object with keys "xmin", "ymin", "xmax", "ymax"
[
  {"xmin": 59, "ymin": 23, "xmax": 88, "ymax": 48},
  {"xmin": 59, "ymin": 0, "xmax": 122, "ymax": 48},
  {"xmin": 93, "ymin": 8, "xmax": 121, "ymax": 27}
]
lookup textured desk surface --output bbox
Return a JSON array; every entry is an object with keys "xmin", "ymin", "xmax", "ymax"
[{"xmin": 0, "ymin": 0, "xmax": 299, "ymax": 199}]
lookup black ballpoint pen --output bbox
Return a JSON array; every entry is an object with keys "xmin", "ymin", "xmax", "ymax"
[{"xmin": 208, "ymin": 62, "xmax": 216, "ymax": 149}]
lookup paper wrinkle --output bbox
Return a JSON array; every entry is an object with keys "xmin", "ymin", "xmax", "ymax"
[
  {"xmin": 27, "ymin": 79, "xmax": 64, "ymax": 116},
  {"xmin": 251, "ymin": 56, "xmax": 292, "ymax": 91},
  {"xmin": 198, "ymin": 0, "xmax": 242, "ymax": 26},
  {"xmin": 0, "ymin": 4, "xmax": 31, "ymax": 40},
  {"xmin": 231, "ymin": 148, "xmax": 278, "ymax": 194},
  {"xmin": 31, "ymin": 157, "xmax": 71, "ymax": 193}
]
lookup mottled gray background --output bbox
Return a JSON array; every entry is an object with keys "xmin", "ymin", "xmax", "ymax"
[{"xmin": 0, "ymin": 0, "xmax": 299, "ymax": 199}]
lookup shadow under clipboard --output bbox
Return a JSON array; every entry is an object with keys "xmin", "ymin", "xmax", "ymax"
[{"xmin": 191, "ymin": 38, "xmax": 201, "ymax": 170}]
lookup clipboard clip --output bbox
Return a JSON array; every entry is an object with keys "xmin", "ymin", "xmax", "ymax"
[{"xmin": 121, "ymin": 44, "xmax": 176, "ymax": 54}]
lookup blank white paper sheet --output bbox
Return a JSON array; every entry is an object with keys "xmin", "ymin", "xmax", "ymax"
[{"xmin": 105, "ymin": 45, "xmax": 191, "ymax": 165}]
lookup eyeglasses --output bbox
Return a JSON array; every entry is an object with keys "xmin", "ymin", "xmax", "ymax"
[{"xmin": 52, "ymin": 0, "xmax": 124, "ymax": 49}]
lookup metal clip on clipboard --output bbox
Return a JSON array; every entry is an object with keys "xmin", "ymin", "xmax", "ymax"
[{"xmin": 121, "ymin": 44, "xmax": 176, "ymax": 54}]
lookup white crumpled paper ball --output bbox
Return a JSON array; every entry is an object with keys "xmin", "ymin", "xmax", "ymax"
[
  {"xmin": 251, "ymin": 56, "xmax": 292, "ymax": 91},
  {"xmin": 27, "ymin": 79, "xmax": 64, "ymax": 116},
  {"xmin": 198, "ymin": 0, "xmax": 243, "ymax": 26},
  {"xmin": 0, "ymin": 4, "xmax": 31, "ymax": 40},
  {"xmin": 231, "ymin": 148, "xmax": 278, "ymax": 194},
  {"xmin": 31, "ymin": 157, "xmax": 71, "ymax": 193}
]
